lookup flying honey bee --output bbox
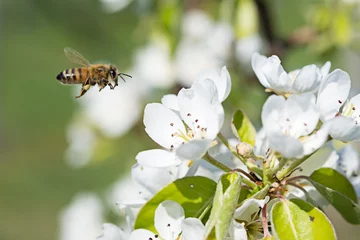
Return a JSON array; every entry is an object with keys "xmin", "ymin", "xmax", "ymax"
[{"xmin": 56, "ymin": 47, "xmax": 132, "ymax": 98}]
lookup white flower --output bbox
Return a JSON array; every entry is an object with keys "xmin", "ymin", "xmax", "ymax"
[
  {"xmin": 129, "ymin": 200, "xmax": 205, "ymax": 240},
  {"xmin": 316, "ymin": 69, "xmax": 360, "ymax": 141},
  {"xmin": 133, "ymin": 42, "xmax": 174, "ymax": 89},
  {"xmin": 234, "ymin": 197, "xmax": 269, "ymax": 223},
  {"xmin": 141, "ymin": 79, "xmax": 224, "ymax": 166},
  {"xmin": 229, "ymin": 197, "xmax": 270, "ymax": 240},
  {"xmin": 59, "ymin": 193, "xmax": 104, "ymax": 240},
  {"xmin": 252, "ymin": 52, "xmax": 330, "ymax": 95},
  {"xmin": 261, "ymin": 94, "xmax": 328, "ymax": 158}
]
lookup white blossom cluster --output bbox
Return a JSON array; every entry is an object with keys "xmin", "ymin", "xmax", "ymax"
[{"xmin": 92, "ymin": 52, "xmax": 360, "ymax": 239}]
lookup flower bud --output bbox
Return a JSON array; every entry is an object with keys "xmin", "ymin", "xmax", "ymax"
[{"xmin": 236, "ymin": 142, "xmax": 254, "ymax": 158}]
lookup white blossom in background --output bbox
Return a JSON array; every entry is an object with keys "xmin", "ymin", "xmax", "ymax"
[
  {"xmin": 76, "ymin": 80, "xmax": 142, "ymax": 138},
  {"xmin": 97, "ymin": 223, "xmax": 130, "ymax": 240},
  {"xmin": 323, "ymin": 144, "xmax": 360, "ymax": 196},
  {"xmin": 317, "ymin": 69, "xmax": 360, "ymax": 141},
  {"xmin": 252, "ymin": 52, "xmax": 330, "ymax": 95},
  {"xmin": 175, "ymin": 10, "xmax": 234, "ymax": 86},
  {"xmin": 101, "ymin": 0, "xmax": 133, "ymax": 13},
  {"xmin": 59, "ymin": 193, "xmax": 104, "ymax": 240},
  {"xmin": 64, "ymin": 121, "xmax": 96, "ymax": 168},
  {"xmin": 236, "ymin": 34, "xmax": 263, "ymax": 67},
  {"xmin": 132, "ymin": 41, "xmax": 174, "ymax": 89},
  {"xmin": 261, "ymin": 93, "xmax": 329, "ymax": 158},
  {"xmin": 129, "ymin": 200, "xmax": 205, "ymax": 240}
]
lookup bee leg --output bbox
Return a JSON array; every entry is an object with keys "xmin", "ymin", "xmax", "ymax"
[
  {"xmin": 108, "ymin": 82, "xmax": 115, "ymax": 90},
  {"xmin": 114, "ymin": 78, "xmax": 118, "ymax": 88},
  {"xmin": 75, "ymin": 78, "xmax": 91, "ymax": 98},
  {"xmin": 75, "ymin": 84, "xmax": 91, "ymax": 98}
]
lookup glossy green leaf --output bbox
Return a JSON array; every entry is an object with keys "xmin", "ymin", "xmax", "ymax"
[
  {"xmin": 310, "ymin": 168, "xmax": 357, "ymax": 202},
  {"xmin": 134, "ymin": 176, "xmax": 216, "ymax": 232},
  {"xmin": 271, "ymin": 198, "xmax": 336, "ymax": 240},
  {"xmin": 232, "ymin": 109, "xmax": 256, "ymax": 146},
  {"xmin": 205, "ymin": 173, "xmax": 242, "ymax": 240},
  {"xmin": 308, "ymin": 169, "xmax": 360, "ymax": 224}
]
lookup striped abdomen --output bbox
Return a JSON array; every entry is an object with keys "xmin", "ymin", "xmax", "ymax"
[{"xmin": 56, "ymin": 68, "xmax": 89, "ymax": 84}]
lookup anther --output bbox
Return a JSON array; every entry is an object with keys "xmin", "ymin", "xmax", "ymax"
[
  {"xmin": 170, "ymin": 123, "xmax": 174, "ymax": 126},
  {"xmin": 353, "ymin": 107, "xmax": 356, "ymax": 110},
  {"xmin": 338, "ymin": 100, "xmax": 342, "ymax": 104},
  {"xmin": 195, "ymin": 119, "xmax": 199, "ymax": 123},
  {"xmin": 187, "ymin": 113, "xmax": 191, "ymax": 116}
]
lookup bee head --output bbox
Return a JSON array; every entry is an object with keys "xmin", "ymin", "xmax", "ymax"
[{"xmin": 109, "ymin": 65, "xmax": 118, "ymax": 80}]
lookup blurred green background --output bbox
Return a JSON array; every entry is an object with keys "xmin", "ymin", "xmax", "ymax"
[{"xmin": 1, "ymin": 0, "xmax": 360, "ymax": 239}]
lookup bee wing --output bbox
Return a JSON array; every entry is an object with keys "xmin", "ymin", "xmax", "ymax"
[{"xmin": 64, "ymin": 47, "xmax": 91, "ymax": 67}]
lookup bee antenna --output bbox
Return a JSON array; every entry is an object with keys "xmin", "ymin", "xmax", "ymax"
[{"xmin": 118, "ymin": 73, "xmax": 132, "ymax": 82}]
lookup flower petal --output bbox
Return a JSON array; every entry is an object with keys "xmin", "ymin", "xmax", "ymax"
[
  {"xmin": 178, "ymin": 80, "xmax": 224, "ymax": 139},
  {"xmin": 234, "ymin": 196, "xmax": 269, "ymax": 223},
  {"xmin": 267, "ymin": 132, "xmax": 304, "ymax": 158},
  {"xmin": 327, "ymin": 116, "xmax": 360, "ymax": 141},
  {"xmin": 161, "ymin": 94, "xmax": 179, "ymax": 111},
  {"xmin": 136, "ymin": 149, "xmax": 182, "ymax": 168},
  {"xmin": 144, "ymin": 103, "xmax": 186, "ymax": 150},
  {"xmin": 128, "ymin": 229, "xmax": 157, "ymax": 240},
  {"xmin": 320, "ymin": 61, "xmax": 331, "ymax": 77},
  {"xmin": 252, "ymin": 52, "xmax": 271, "ymax": 88},
  {"xmin": 285, "ymin": 93, "xmax": 319, "ymax": 137},
  {"xmin": 155, "ymin": 200, "xmax": 185, "ymax": 240},
  {"xmin": 181, "ymin": 218, "xmax": 205, "ymax": 240},
  {"xmin": 196, "ymin": 66, "xmax": 231, "ymax": 102},
  {"xmin": 301, "ymin": 125, "xmax": 329, "ymax": 156},
  {"xmin": 176, "ymin": 140, "xmax": 213, "ymax": 160},
  {"xmin": 229, "ymin": 220, "xmax": 248, "ymax": 240},
  {"xmin": 97, "ymin": 223, "xmax": 126, "ymax": 240},
  {"xmin": 317, "ymin": 69, "xmax": 351, "ymax": 121},
  {"xmin": 131, "ymin": 164, "xmax": 173, "ymax": 195},
  {"xmin": 261, "ymin": 95, "xmax": 286, "ymax": 133},
  {"xmin": 260, "ymin": 55, "xmax": 292, "ymax": 92},
  {"xmin": 292, "ymin": 64, "xmax": 322, "ymax": 93}
]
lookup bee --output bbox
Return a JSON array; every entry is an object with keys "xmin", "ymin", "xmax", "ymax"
[{"xmin": 56, "ymin": 47, "xmax": 132, "ymax": 98}]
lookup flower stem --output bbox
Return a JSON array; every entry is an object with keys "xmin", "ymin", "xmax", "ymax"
[
  {"xmin": 217, "ymin": 133, "xmax": 263, "ymax": 176},
  {"xmin": 203, "ymin": 153, "xmax": 232, "ymax": 172},
  {"xmin": 275, "ymin": 156, "xmax": 310, "ymax": 180},
  {"xmin": 203, "ymin": 153, "xmax": 257, "ymax": 189}
]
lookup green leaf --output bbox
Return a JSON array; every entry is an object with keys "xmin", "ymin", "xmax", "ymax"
[
  {"xmin": 308, "ymin": 168, "xmax": 360, "ymax": 224},
  {"xmin": 205, "ymin": 173, "xmax": 242, "ymax": 240},
  {"xmin": 271, "ymin": 198, "xmax": 336, "ymax": 240},
  {"xmin": 310, "ymin": 168, "xmax": 357, "ymax": 202},
  {"xmin": 134, "ymin": 176, "xmax": 217, "ymax": 232},
  {"xmin": 232, "ymin": 109, "xmax": 256, "ymax": 147}
]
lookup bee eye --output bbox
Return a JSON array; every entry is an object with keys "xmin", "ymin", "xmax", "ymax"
[{"xmin": 110, "ymin": 70, "xmax": 116, "ymax": 78}]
